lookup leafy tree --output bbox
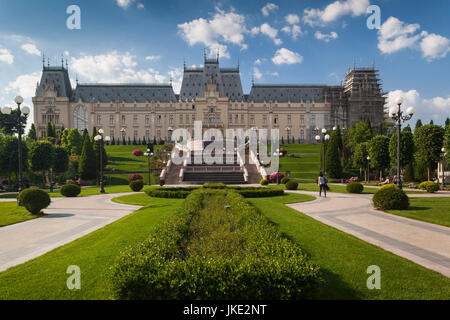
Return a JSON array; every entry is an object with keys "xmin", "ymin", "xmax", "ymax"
[
  {"xmin": 142, "ymin": 136, "xmax": 147, "ymax": 146},
  {"xmin": 78, "ymin": 134, "xmax": 97, "ymax": 180},
  {"xmin": 66, "ymin": 128, "xmax": 83, "ymax": 155},
  {"xmin": 445, "ymin": 118, "xmax": 450, "ymax": 132},
  {"xmin": 414, "ymin": 124, "xmax": 445, "ymax": 180},
  {"xmin": 368, "ymin": 135, "xmax": 390, "ymax": 180},
  {"xmin": 91, "ymin": 127, "xmax": 98, "ymax": 142},
  {"xmin": 0, "ymin": 136, "xmax": 29, "ymax": 178},
  {"xmin": 349, "ymin": 120, "xmax": 373, "ymax": 153},
  {"xmin": 52, "ymin": 146, "xmax": 69, "ymax": 175},
  {"xmin": 61, "ymin": 129, "xmax": 69, "ymax": 149},
  {"xmin": 341, "ymin": 127, "xmax": 352, "ymax": 169},
  {"xmin": 353, "ymin": 142, "xmax": 369, "ymax": 176},
  {"xmin": 445, "ymin": 126, "xmax": 450, "ymax": 163},
  {"xmin": 325, "ymin": 130, "xmax": 342, "ymax": 178},
  {"xmin": 111, "ymin": 136, "xmax": 116, "ymax": 146},
  {"xmin": 46, "ymin": 122, "xmax": 56, "ymax": 138},
  {"xmin": 0, "ymin": 109, "xmax": 27, "ymax": 135},
  {"xmin": 28, "ymin": 123, "xmax": 37, "ymax": 141},
  {"xmin": 429, "ymin": 120, "xmax": 434, "ymax": 125},
  {"xmin": 389, "ymin": 126, "xmax": 415, "ymax": 168},
  {"xmin": 29, "ymin": 141, "xmax": 54, "ymax": 183},
  {"xmin": 81, "ymin": 128, "xmax": 89, "ymax": 144},
  {"xmin": 414, "ymin": 119, "xmax": 423, "ymax": 131}
]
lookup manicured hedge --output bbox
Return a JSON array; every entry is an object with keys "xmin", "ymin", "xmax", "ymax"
[
  {"xmin": 285, "ymin": 181, "xmax": 299, "ymax": 190},
  {"xmin": 346, "ymin": 182, "xmax": 364, "ymax": 194},
  {"xmin": 202, "ymin": 182, "xmax": 227, "ymax": 189},
  {"xmin": 18, "ymin": 188, "xmax": 51, "ymax": 215},
  {"xmin": 260, "ymin": 179, "xmax": 269, "ymax": 186},
  {"xmin": 145, "ymin": 186, "xmax": 284, "ymax": 199},
  {"xmin": 373, "ymin": 186, "xmax": 409, "ymax": 210},
  {"xmin": 419, "ymin": 181, "xmax": 440, "ymax": 193},
  {"xmin": 281, "ymin": 177, "xmax": 290, "ymax": 184},
  {"xmin": 129, "ymin": 180, "xmax": 144, "ymax": 192},
  {"xmin": 109, "ymin": 190, "xmax": 321, "ymax": 299},
  {"xmin": 60, "ymin": 184, "xmax": 81, "ymax": 197}
]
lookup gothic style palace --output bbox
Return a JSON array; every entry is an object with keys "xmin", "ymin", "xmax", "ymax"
[{"xmin": 32, "ymin": 55, "xmax": 386, "ymax": 142}]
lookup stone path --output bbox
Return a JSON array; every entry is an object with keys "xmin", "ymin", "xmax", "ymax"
[
  {"xmin": 286, "ymin": 190, "xmax": 450, "ymax": 277},
  {"xmin": 0, "ymin": 193, "xmax": 140, "ymax": 272}
]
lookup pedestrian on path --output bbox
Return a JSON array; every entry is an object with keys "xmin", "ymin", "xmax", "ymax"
[{"xmin": 318, "ymin": 172, "xmax": 327, "ymax": 197}]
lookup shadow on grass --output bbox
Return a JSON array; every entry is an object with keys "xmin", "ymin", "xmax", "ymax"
[{"xmin": 404, "ymin": 206, "xmax": 431, "ymax": 211}]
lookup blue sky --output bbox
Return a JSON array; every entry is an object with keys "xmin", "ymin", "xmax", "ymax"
[{"xmin": 0, "ymin": 0, "xmax": 449, "ymax": 131}]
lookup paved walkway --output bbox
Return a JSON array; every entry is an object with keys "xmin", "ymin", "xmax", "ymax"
[
  {"xmin": 286, "ymin": 191, "xmax": 450, "ymax": 277},
  {"xmin": 0, "ymin": 193, "xmax": 141, "ymax": 272}
]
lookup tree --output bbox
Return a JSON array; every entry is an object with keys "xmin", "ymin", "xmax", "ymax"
[
  {"xmin": 325, "ymin": 130, "xmax": 343, "ymax": 179},
  {"xmin": 92, "ymin": 137, "xmax": 108, "ymax": 172},
  {"xmin": 368, "ymin": 135, "xmax": 390, "ymax": 180},
  {"xmin": 353, "ymin": 142, "xmax": 369, "ymax": 177},
  {"xmin": 78, "ymin": 134, "xmax": 97, "ymax": 180},
  {"xmin": 28, "ymin": 124, "xmax": 37, "ymax": 141},
  {"xmin": 430, "ymin": 120, "xmax": 434, "ymax": 125},
  {"xmin": 445, "ymin": 126, "xmax": 450, "ymax": 163},
  {"xmin": 0, "ymin": 136, "xmax": 29, "ymax": 179},
  {"xmin": 29, "ymin": 141, "xmax": 55, "ymax": 183},
  {"xmin": 0, "ymin": 109, "xmax": 27, "ymax": 135},
  {"xmin": 52, "ymin": 146, "xmax": 69, "ymax": 177},
  {"xmin": 46, "ymin": 122, "xmax": 56, "ymax": 138},
  {"xmin": 342, "ymin": 127, "xmax": 352, "ymax": 169},
  {"xmin": 415, "ymin": 119, "xmax": 423, "ymax": 131},
  {"xmin": 66, "ymin": 128, "xmax": 83, "ymax": 155},
  {"xmin": 445, "ymin": 118, "xmax": 450, "ymax": 132},
  {"xmin": 414, "ymin": 124, "xmax": 445, "ymax": 181},
  {"xmin": 389, "ymin": 126, "xmax": 415, "ymax": 168},
  {"xmin": 349, "ymin": 120, "xmax": 373, "ymax": 153}
]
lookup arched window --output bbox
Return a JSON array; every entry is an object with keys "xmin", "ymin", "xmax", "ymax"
[{"xmin": 73, "ymin": 106, "xmax": 88, "ymax": 132}]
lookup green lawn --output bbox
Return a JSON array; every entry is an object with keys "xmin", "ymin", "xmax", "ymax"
[
  {"xmin": 248, "ymin": 194, "xmax": 450, "ymax": 299},
  {"xmin": 387, "ymin": 197, "xmax": 450, "ymax": 227},
  {"xmin": 278, "ymin": 144, "xmax": 321, "ymax": 182},
  {"xmin": 0, "ymin": 195, "xmax": 183, "ymax": 300},
  {"xmin": 0, "ymin": 202, "xmax": 37, "ymax": 227}
]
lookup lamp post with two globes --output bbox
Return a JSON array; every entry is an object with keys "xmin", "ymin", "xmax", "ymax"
[
  {"xmin": 1, "ymin": 96, "xmax": 31, "ymax": 192},
  {"xmin": 94, "ymin": 129, "xmax": 111, "ymax": 193},
  {"xmin": 389, "ymin": 97, "xmax": 415, "ymax": 189},
  {"xmin": 315, "ymin": 128, "xmax": 330, "ymax": 174}
]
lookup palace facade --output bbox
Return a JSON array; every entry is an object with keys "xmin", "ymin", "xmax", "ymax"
[{"xmin": 32, "ymin": 55, "xmax": 386, "ymax": 142}]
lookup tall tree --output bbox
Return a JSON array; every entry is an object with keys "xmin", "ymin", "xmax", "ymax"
[
  {"xmin": 78, "ymin": 134, "xmax": 97, "ymax": 180},
  {"xmin": 368, "ymin": 135, "xmax": 390, "ymax": 180},
  {"xmin": 52, "ymin": 146, "xmax": 69, "ymax": 179},
  {"xmin": 325, "ymin": 130, "xmax": 343, "ymax": 178},
  {"xmin": 67, "ymin": 128, "xmax": 83, "ymax": 155},
  {"xmin": 414, "ymin": 119, "xmax": 423, "ymax": 131},
  {"xmin": 389, "ymin": 126, "xmax": 415, "ymax": 168},
  {"xmin": 445, "ymin": 118, "xmax": 450, "ymax": 131},
  {"xmin": 353, "ymin": 142, "xmax": 369, "ymax": 177},
  {"xmin": 0, "ymin": 109, "xmax": 27, "ymax": 135},
  {"xmin": 0, "ymin": 136, "xmax": 29, "ymax": 179},
  {"xmin": 349, "ymin": 120, "xmax": 374, "ymax": 153},
  {"xmin": 29, "ymin": 141, "xmax": 55, "ymax": 183},
  {"xmin": 414, "ymin": 124, "xmax": 445, "ymax": 180},
  {"xmin": 46, "ymin": 122, "xmax": 55, "ymax": 138},
  {"xmin": 445, "ymin": 126, "xmax": 450, "ymax": 163},
  {"xmin": 28, "ymin": 123, "xmax": 37, "ymax": 141}
]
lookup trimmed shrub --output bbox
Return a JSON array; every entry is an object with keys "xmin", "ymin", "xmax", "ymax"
[
  {"xmin": 379, "ymin": 184, "xmax": 396, "ymax": 191},
  {"xmin": 346, "ymin": 182, "xmax": 364, "ymax": 194},
  {"xmin": 285, "ymin": 181, "xmax": 299, "ymax": 190},
  {"xmin": 128, "ymin": 174, "xmax": 143, "ymax": 183},
  {"xmin": 260, "ymin": 179, "xmax": 269, "ymax": 186},
  {"xmin": 60, "ymin": 184, "xmax": 81, "ymax": 197},
  {"xmin": 202, "ymin": 182, "xmax": 227, "ymax": 189},
  {"xmin": 269, "ymin": 172, "xmax": 284, "ymax": 184},
  {"xmin": 373, "ymin": 187, "xmax": 409, "ymax": 210},
  {"xmin": 110, "ymin": 190, "xmax": 320, "ymax": 299},
  {"xmin": 281, "ymin": 177, "xmax": 290, "ymax": 184},
  {"xmin": 145, "ymin": 186, "xmax": 284, "ymax": 199},
  {"xmin": 132, "ymin": 150, "xmax": 143, "ymax": 157},
  {"xmin": 18, "ymin": 188, "xmax": 51, "ymax": 215},
  {"xmin": 129, "ymin": 180, "xmax": 144, "ymax": 192},
  {"xmin": 419, "ymin": 181, "xmax": 440, "ymax": 193}
]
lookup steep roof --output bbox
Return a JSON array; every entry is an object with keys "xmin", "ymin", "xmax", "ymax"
[
  {"xmin": 248, "ymin": 84, "xmax": 328, "ymax": 103},
  {"xmin": 35, "ymin": 66, "xmax": 73, "ymax": 98}
]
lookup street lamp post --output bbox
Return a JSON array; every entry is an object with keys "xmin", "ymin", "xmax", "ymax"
[
  {"xmin": 1, "ymin": 96, "xmax": 30, "ymax": 193},
  {"xmin": 94, "ymin": 129, "xmax": 110, "ymax": 193},
  {"xmin": 367, "ymin": 156, "xmax": 370, "ymax": 184},
  {"xmin": 315, "ymin": 128, "xmax": 330, "ymax": 174},
  {"xmin": 144, "ymin": 149, "xmax": 154, "ymax": 185},
  {"xmin": 441, "ymin": 147, "xmax": 447, "ymax": 188},
  {"xmin": 389, "ymin": 97, "xmax": 415, "ymax": 189}
]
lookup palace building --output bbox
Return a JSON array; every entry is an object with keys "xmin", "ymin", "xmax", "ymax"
[{"xmin": 32, "ymin": 54, "xmax": 386, "ymax": 142}]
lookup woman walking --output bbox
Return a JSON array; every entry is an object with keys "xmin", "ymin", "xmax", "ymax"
[{"xmin": 318, "ymin": 172, "xmax": 327, "ymax": 197}]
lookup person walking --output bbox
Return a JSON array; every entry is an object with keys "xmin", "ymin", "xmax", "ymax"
[{"xmin": 318, "ymin": 172, "xmax": 327, "ymax": 197}]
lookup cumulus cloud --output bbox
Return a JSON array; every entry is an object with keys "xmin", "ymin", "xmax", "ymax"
[
  {"xmin": 21, "ymin": 43, "xmax": 41, "ymax": 56},
  {"xmin": 253, "ymin": 67, "xmax": 263, "ymax": 80},
  {"xmin": 262, "ymin": 3, "xmax": 278, "ymax": 17},
  {"xmin": 177, "ymin": 8, "xmax": 248, "ymax": 58},
  {"xmin": 252, "ymin": 23, "xmax": 282, "ymax": 45},
  {"xmin": 272, "ymin": 48, "xmax": 303, "ymax": 65},
  {"xmin": 420, "ymin": 32, "xmax": 450, "ymax": 60},
  {"xmin": 314, "ymin": 31, "xmax": 338, "ymax": 42},
  {"xmin": 303, "ymin": 0, "xmax": 369, "ymax": 26},
  {"xmin": 385, "ymin": 89, "xmax": 450, "ymax": 124},
  {"xmin": 168, "ymin": 67, "xmax": 183, "ymax": 93},
  {"xmin": 0, "ymin": 48, "xmax": 14, "ymax": 64},
  {"xmin": 70, "ymin": 51, "xmax": 166, "ymax": 83},
  {"xmin": 137, "ymin": 3, "xmax": 144, "ymax": 9},
  {"xmin": 5, "ymin": 71, "xmax": 41, "ymax": 98},
  {"xmin": 281, "ymin": 25, "xmax": 303, "ymax": 39},
  {"xmin": 116, "ymin": 0, "xmax": 134, "ymax": 9},
  {"xmin": 145, "ymin": 55, "xmax": 161, "ymax": 61},
  {"xmin": 285, "ymin": 14, "xmax": 300, "ymax": 25}
]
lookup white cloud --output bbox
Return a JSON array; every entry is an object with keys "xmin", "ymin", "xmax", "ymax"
[
  {"xmin": 253, "ymin": 67, "xmax": 263, "ymax": 80},
  {"xmin": 282, "ymin": 25, "xmax": 303, "ymax": 39},
  {"xmin": 285, "ymin": 14, "xmax": 300, "ymax": 25},
  {"xmin": 254, "ymin": 58, "xmax": 265, "ymax": 65},
  {"xmin": 116, "ymin": 0, "xmax": 134, "ymax": 9},
  {"xmin": 303, "ymin": 0, "xmax": 369, "ymax": 26},
  {"xmin": 272, "ymin": 48, "xmax": 303, "ymax": 65},
  {"xmin": 262, "ymin": 3, "xmax": 278, "ymax": 17},
  {"xmin": 21, "ymin": 43, "xmax": 41, "ymax": 56},
  {"xmin": 377, "ymin": 16, "xmax": 450, "ymax": 61},
  {"xmin": 145, "ymin": 55, "xmax": 161, "ymax": 61},
  {"xmin": 385, "ymin": 89, "xmax": 450, "ymax": 124},
  {"xmin": 5, "ymin": 71, "xmax": 41, "ymax": 99},
  {"xmin": 168, "ymin": 67, "xmax": 183, "ymax": 93},
  {"xmin": 420, "ymin": 32, "xmax": 450, "ymax": 61},
  {"xmin": 314, "ymin": 31, "xmax": 338, "ymax": 42},
  {"xmin": 255, "ymin": 23, "xmax": 282, "ymax": 45},
  {"xmin": 137, "ymin": 3, "xmax": 144, "ymax": 9},
  {"xmin": 70, "ymin": 51, "xmax": 166, "ymax": 83},
  {"xmin": 0, "ymin": 48, "xmax": 14, "ymax": 64},
  {"xmin": 177, "ymin": 8, "xmax": 248, "ymax": 59},
  {"xmin": 271, "ymin": 72, "xmax": 279, "ymax": 77}
]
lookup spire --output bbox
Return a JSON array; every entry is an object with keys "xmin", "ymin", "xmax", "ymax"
[
  {"xmin": 203, "ymin": 48, "xmax": 206, "ymax": 61},
  {"xmin": 42, "ymin": 53, "xmax": 45, "ymax": 68},
  {"xmin": 76, "ymin": 73, "xmax": 79, "ymax": 85},
  {"xmin": 217, "ymin": 49, "xmax": 219, "ymax": 62},
  {"xmin": 47, "ymin": 57, "xmax": 50, "ymax": 67}
]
